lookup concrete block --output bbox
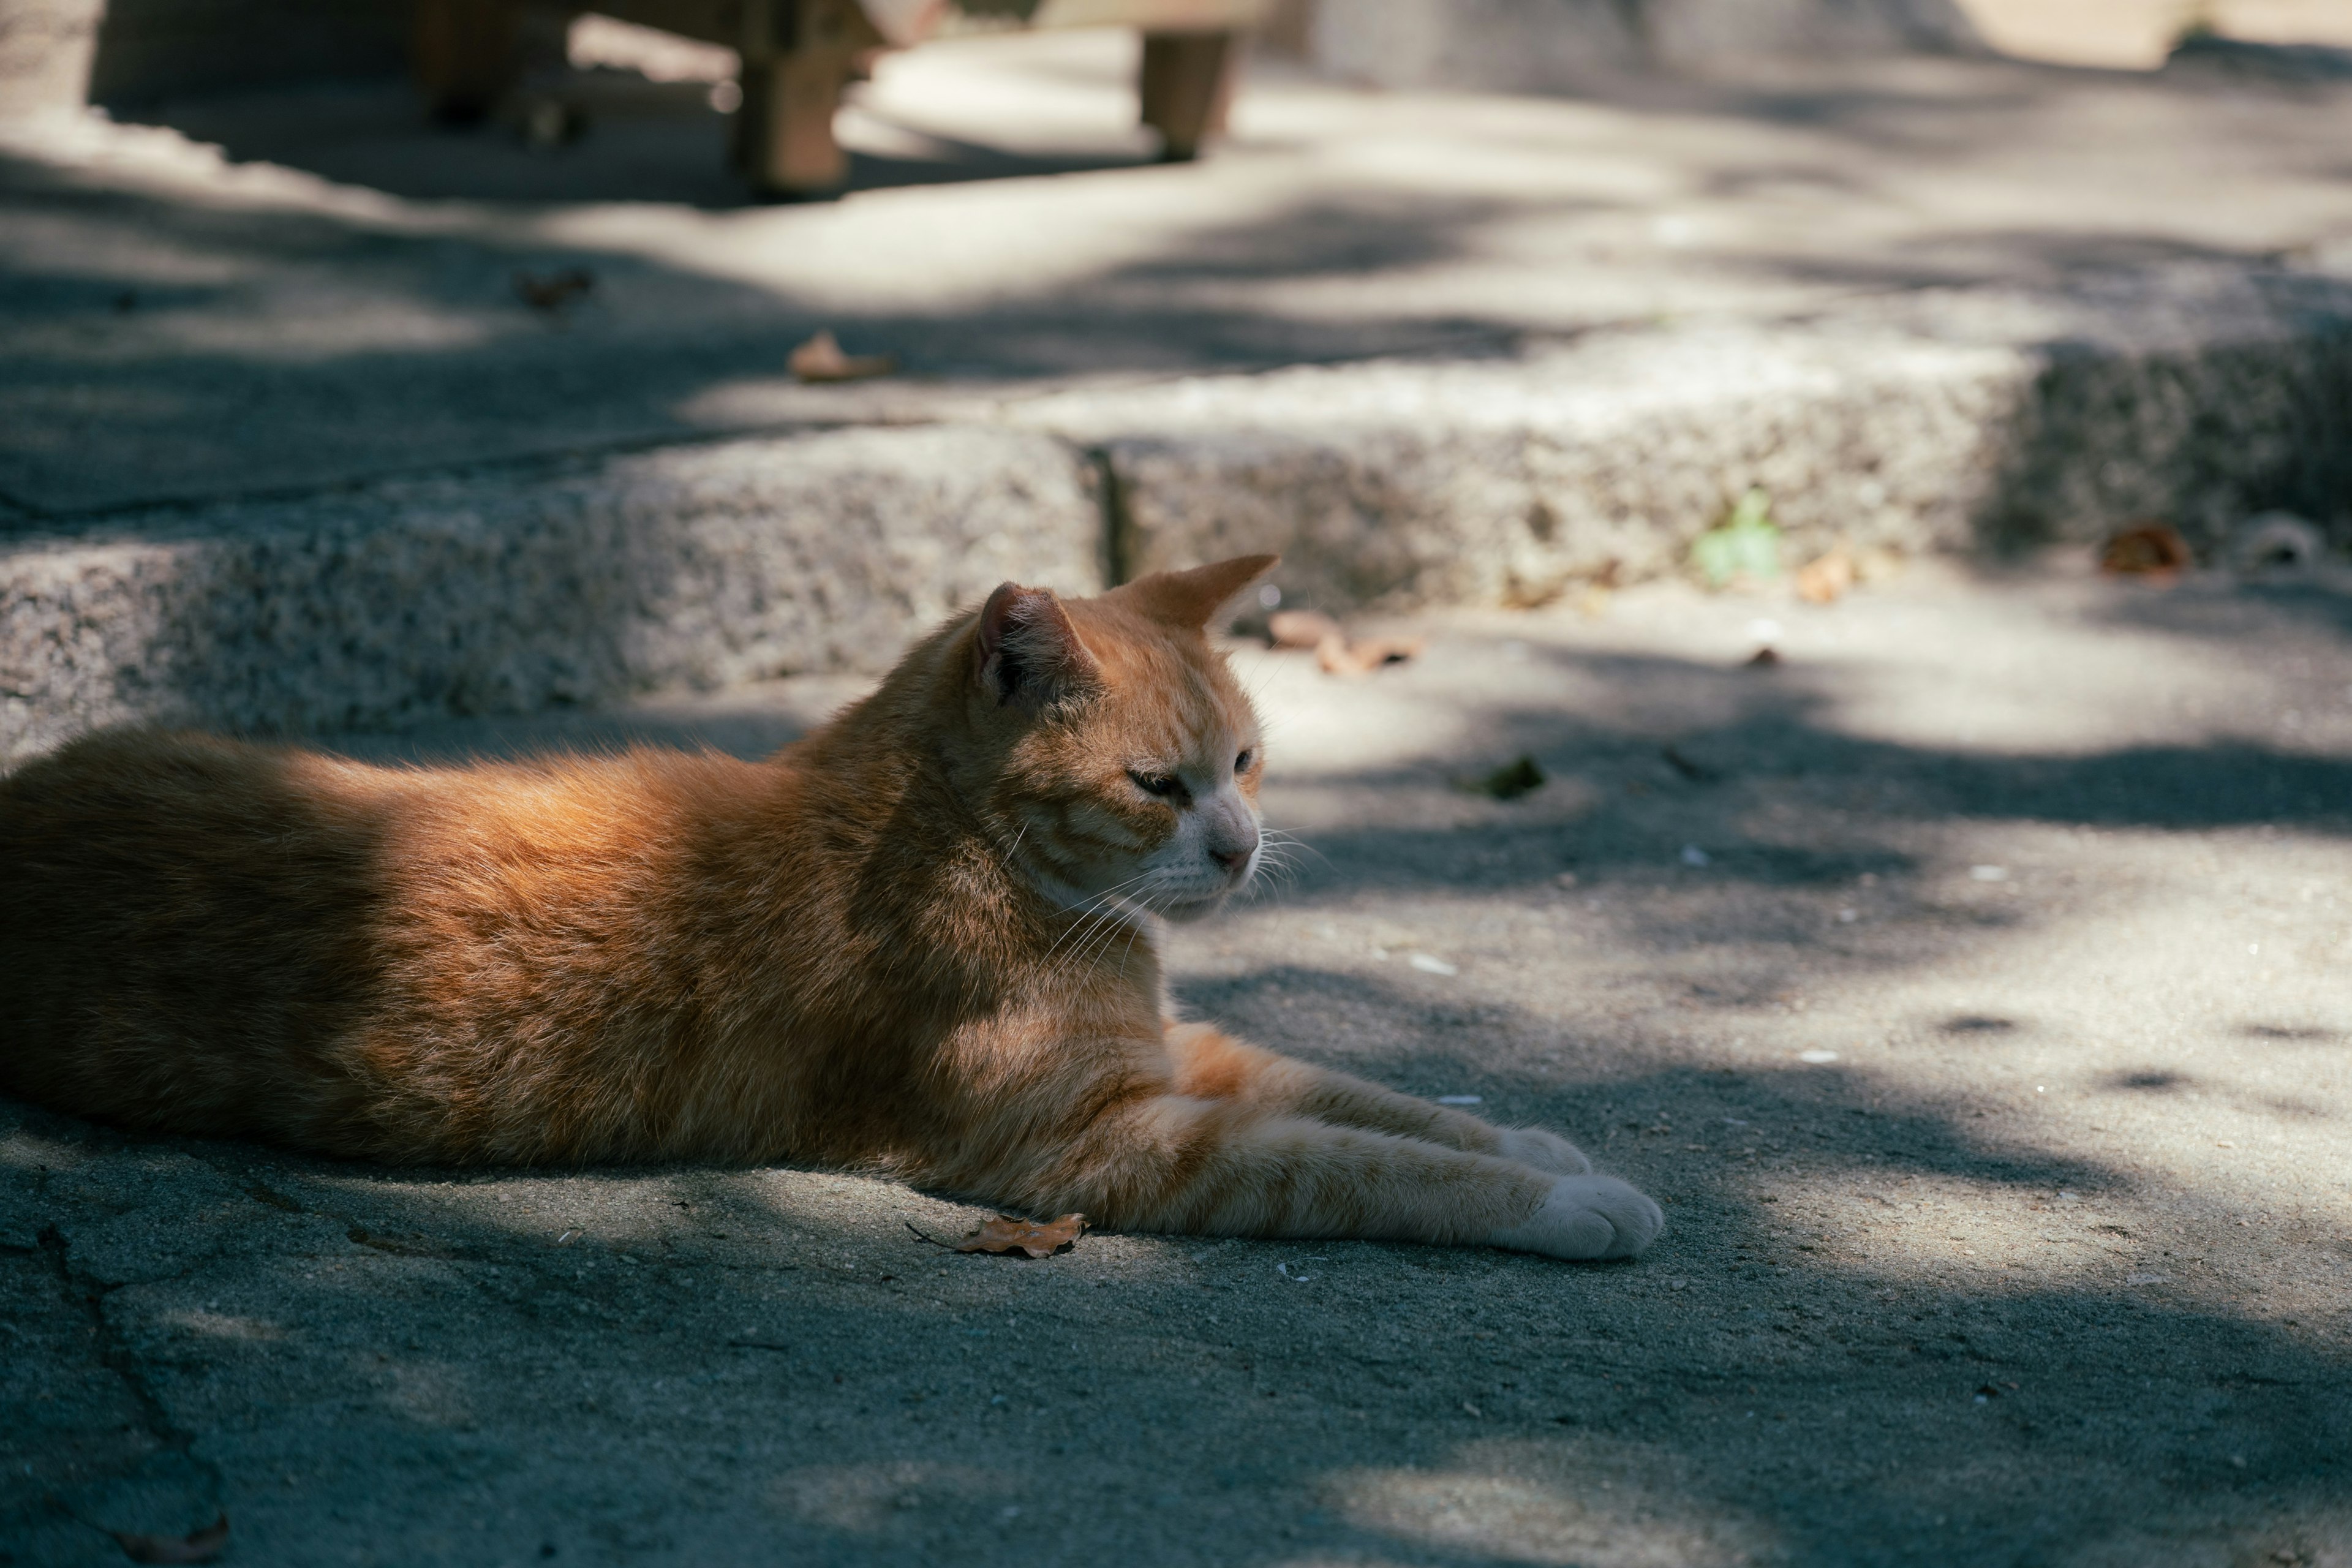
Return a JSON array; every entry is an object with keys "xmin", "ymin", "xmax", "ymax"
[
  {"xmin": 0, "ymin": 0, "xmax": 102, "ymax": 119},
  {"xmin": 0, "ymin": 425, "xmax": 1102, "ymax": 763},
  {"xmin": 1306, "ymin": 0, "xmax": 1983, "ymax": 92},
  {"xmin": 1021, "ymin": 266, "xmax": 2352, "ymax": 612},
  {"xmin": 1048, "ymin": 328, "xmax": 2014, "ymax": 612}
]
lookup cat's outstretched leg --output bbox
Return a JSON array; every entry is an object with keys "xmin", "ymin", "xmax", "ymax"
[
  {"xmin": 987, "ymin": 1088, "xmax": 1660, "ymax": 1260},
  {"xmin": 1163, "ymin": 1021, "xmax": 1592, "ymax": 1174}
]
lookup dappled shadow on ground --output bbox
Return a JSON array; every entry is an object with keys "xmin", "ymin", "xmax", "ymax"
[
  {"xmin": 0, "ymin": 144, "xmax": 1517, "ymax": 519},
  {"xmin": 12, "ymin": 43, "xmax": 2352, "ymax": 528},
  {"xmin": 4, "ymin": 1012, "xmax": 2346, "ymax": 1567},
  {"xmin": 9, "ymin": 582, "xmax": 2352, "ymax": 1559},
  {"xmin": 1244, "ymin": 639, "xmax": 2351, "ymax": 927},
  {"xmin": 115, "ymin": 77, "xmax": 1165, "ymax": 208}
]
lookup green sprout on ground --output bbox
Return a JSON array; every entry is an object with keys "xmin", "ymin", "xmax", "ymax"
[{"xmin": 1691, "ymin": 486, "xmax": 1783, "ymax": 588}]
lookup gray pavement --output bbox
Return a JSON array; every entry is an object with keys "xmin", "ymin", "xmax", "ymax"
[
  {"xmin": 7, "ymin": 25, "xmax": 2352, "ymax": 1566},
  {"xmin": 7, "ymin": 560, "xmax": 2351, "ymax": 1566}
]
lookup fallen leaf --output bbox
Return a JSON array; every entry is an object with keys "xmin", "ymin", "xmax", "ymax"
[
  {"xmin": 111, "ymin": 1516, "xmax": 228, "ymax": 1565},
  {"xmin": 1660, "ymin": 744, "xmax": 1719, "ymax": 782},
  {"xmin": 2227, "ymin": 510, "xmax": 2323, "ymax": 575},
  {"xmin": 1460, "ymin": 755, "xmax": 1545, "ymax": 801},
  {"xmin": 1317, "ymin": 633, "xmax": 1424, "ymax": 677},
  {"xmin": 1795, "ymin": 547, "xmax": 1854, "ymax": 605},
  {"xmin": 1691, "ymin": 487, "xmax": 1783, "ymax": 587},
  {"xmin": 1744, "ymin": 646, "xmax": 1781, "ymax": 668},
  {"xmin": 957, "ymin": 1213, "xmax": 1085, "ymax": 1259},
  {"xmin": 1853, "ymin": 545, "xmax": 1904, "ymax": 583},
  {"xmin": 513, "ymin": 267, "xmax": 594, "ymax": 313},
  {"xmin": 1268, "ymin": 610, "xmax": 1423, "ymax": 676},
  {"xmin": 1267, "ymin": 609, "xmax": 1343, "ymax": 649},
  {"xmin": 790, "ymin": 329, "xmax": 897, "ymax": 383},
  {"xmin": 2100, "ymin": 522, "xmax": 2192, "ymax": 576}
]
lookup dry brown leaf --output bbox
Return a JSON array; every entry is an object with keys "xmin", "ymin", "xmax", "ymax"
[
  {"xmin": 1268, "ymin": 609, "xmax": 1421, "ymax": 677},
  {"xmin": 2100, "ymin": 522, "xmax": 2192, "ymax": 576},
  {"xmin": 1459, "ymin": 755, "xmax": 1545, "ymax": 801},
  {"xmin": 111, "ymin": 1515, "xmax": 228, "ymax": 1565},
  {"xmin": 513, "ymin": 268, "xmax": 594, "ymax": 313},
  {"xmin": 1317, "ymin": 634, "xmax": 1425, "ymax": 677},
  {"xmin": 1744, "ymin": 646, "xmax": 1781, "ymax": 668},
  {"xmin": 790, "ymin": 329, "xmax": 897, "ymax": 383},
  {"xmin": 957, "ymin": 1213, "xmax": 1085, "ymax": 1258},
  {"xmin": 1794, "ymin": 548, "xmax": 1854, "ymax": 605},
  {"xmin": 1853, "ymin": 545, "xmax": 1904, "ymax": 584},
  {"xmin": 1267, "ymin": 609, "xmax": 1343, "ymax": 650}
]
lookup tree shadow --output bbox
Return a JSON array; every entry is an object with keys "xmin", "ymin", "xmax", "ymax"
[
  {"xmin": 4, "ymin": 972, "xmax": 2345, "ymax": 1566},
  {"xmin": 4, "ymin": 590, "xmax": 2348, "ymax": 1555}
]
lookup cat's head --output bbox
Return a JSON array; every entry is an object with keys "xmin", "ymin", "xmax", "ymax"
[{"xmin": 957, "ymin": 554, "xmax": 1278, "ymax": 925}]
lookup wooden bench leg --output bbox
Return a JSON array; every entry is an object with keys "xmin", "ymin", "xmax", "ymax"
[
  {"xmin": 412, "ymin": 0, "xmax": 525, "ymax": 124},
  {"xmin": 1139, "ymin": 29, "xmax": 1238, "ymax": 162},
  {"xmin": 734, "ymin": 0, "xmax": 883, "ymax": 197}
]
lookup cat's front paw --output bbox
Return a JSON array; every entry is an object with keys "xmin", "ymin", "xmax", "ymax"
[
  {"xmin": 1490, "ymin": 1175, "xmax": 1663, "ymax": 1261},
  {"xmin": 1494, "ymin": 1126, "xmax": 1591, "ymax": 1175}
]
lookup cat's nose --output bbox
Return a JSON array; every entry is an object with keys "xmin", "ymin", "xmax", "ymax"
[{"xmin": 1209, "ymin": 837, "xmax": 1256, "ymax": 876}]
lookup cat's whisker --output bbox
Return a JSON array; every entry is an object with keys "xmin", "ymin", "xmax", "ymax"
[
  {"xmin": 1043, "ymin": 871, "xmax": 1161, "ymax": 971},
  {"xmin": 1047, "ymin": 900, "xmax": 1137, "ymax": 973},
  {"xmin": 1061, "ymin": 902, "xmax": 1139, "ymax": 971},
  {"xmin": 1259, "ymin": 829, "xmax": 1328, "ymax": 870},
  {"xmin": 1042, "ymin": 869, "xmax": 1156, "ymax": 941},
  {"xmin": 1052, "ymin": 865, "xmax": 1156, "ymax": 917},
  {"xmin": 1114, "ymin": 890, "xmax": 1177, "ymax": 978}
]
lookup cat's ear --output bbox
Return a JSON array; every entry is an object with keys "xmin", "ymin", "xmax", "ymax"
[
  {"xmin": 973, "ymin": 582, "xmax": 1100, "ymax": 710},
  {"xmin": 1112, "ymin": 554, "xmax": 1281, "ymax": 633}
]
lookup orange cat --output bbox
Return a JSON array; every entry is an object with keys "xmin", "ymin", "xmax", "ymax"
[{"xmin": 0, "ymin": 556, "xmax": 1660, "ymax": 1260}]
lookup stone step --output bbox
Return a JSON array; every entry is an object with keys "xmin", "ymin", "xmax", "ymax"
[
  {"xmin": 1, "ymin": 425, "xmax": 1105, "ymax": 763},
  {"xmin": 6, "ymin": 262, "xmax": 2348, "ymax": 764}
]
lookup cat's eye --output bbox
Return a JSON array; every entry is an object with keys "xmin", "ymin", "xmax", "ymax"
[
  {"xmin": 1234, "ymin": 749, "xmax": 1254, "ymax": 774},
  {"xmin": 1128, "ymin": 770, "xmax": 1182, "ymax": 799}
]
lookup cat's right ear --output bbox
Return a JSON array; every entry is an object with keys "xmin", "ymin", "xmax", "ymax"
[{"xmin": 973, "ymin": 582, "xmax": 1099, "ymax": 712}]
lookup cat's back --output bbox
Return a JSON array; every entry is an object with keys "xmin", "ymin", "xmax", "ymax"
[
  {"xmin": 0, "ymin": 729, "xmax": 779, "ymax": 1150},
  {"xmin": 0, "ymin": 731, "xmax": 404, "ymax": 1134}
]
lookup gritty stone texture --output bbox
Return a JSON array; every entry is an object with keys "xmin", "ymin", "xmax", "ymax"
[
  {"xmin": 7, "ymin": 266, "xmax": 2350, "ymax": 761},
  {"xmin": 0, "ymin": 426, "xmax": 1101, "ymax": 764},
  {"xmin": 9, "ymin": 37, "xmax": 2352, "ymax": 758},
  {"xmin": 1017, "ymin": 265, "xmax": 2352, "ymax": 612},
  {"xmin": 4, "ymin": 563, "xmax": 2349, "ymax": 1567},
  {"xmin": 0, "ymin": 1, "xmax": 99, "ymax": 120},
  {"xmin": 1310, "ymin": 0, "xmax": 1985, "ymax": 91}
]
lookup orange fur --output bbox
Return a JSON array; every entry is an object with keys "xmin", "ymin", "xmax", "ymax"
[{"xmin": 0, "ymin": 557, "xmax": 1660, "ymax": 1259}]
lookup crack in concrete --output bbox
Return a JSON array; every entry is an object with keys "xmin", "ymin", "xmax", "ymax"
[{"xmin": 34, "ymin": 1224, "xmax": 222, "ymax": 1513}]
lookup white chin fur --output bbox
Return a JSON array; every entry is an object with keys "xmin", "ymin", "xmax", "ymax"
[{"xmin": 1155, "ymin": 891, "xmax": 1231, "ymax": 924}]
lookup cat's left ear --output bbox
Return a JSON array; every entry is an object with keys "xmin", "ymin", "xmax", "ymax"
[
  {"xmin": 974, "ymin": 582, "xmax": 1101, "ymax": 711},
  {"xmin": 1112, "ymin": 554, "xmax": 1281, "ymax": 632}
]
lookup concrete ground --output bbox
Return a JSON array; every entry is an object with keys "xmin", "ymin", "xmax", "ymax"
[
  {"xmin": 1961, "ymin": 0, "xmax": 2352, "ymax": 68},
  {"xmin": 6, "ymin": 558, "xmax": 2350, "ymax": 1567},
  {"xmin": 9, "ymin": 29, "xmax": 2352, "ymax": 517},
  {"xmin": 7, "ymin": 18, "xmax": 2352, "ymax": 1566}
]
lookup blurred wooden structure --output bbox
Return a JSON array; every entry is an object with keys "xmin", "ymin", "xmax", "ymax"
[{"xmin": 410, "ymin": 0, "xmax": 1268, "ymax": 195}]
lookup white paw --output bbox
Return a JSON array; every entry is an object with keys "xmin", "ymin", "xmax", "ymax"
[
  {"xmin": 1494, "ymin": 1126, "xmax": 1592, "ymax": 1175},
  {"xmin": 1490, "ymin": 1174, "xmax": 1664, "ymax": 1261}
]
